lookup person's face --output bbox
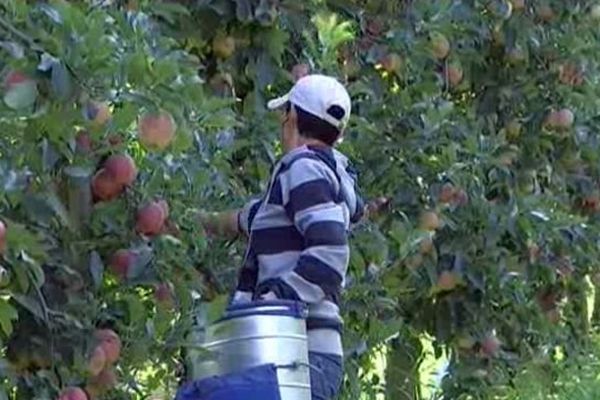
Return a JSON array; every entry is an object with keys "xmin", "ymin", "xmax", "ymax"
[{"xmin": 279, "ymin": 102, "xmax": 299, "ymax": 153}]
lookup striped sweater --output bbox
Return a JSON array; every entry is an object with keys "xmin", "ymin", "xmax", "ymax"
[{"xmin": 235, "ymin": 144, "xmax": 364, "ymax": 356}]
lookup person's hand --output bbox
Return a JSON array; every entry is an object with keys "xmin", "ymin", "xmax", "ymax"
[
  {"xmin": 230, "ymin": 291, "xmax": 253, "ymax": 305},
  {"xmin": 196, "ymin": 209, "xmax": 240, "ymax": 239},
  {"xmin": 364, "ymin": 197, "xmax": 390, "ymax": 219},
  {"xmin": 260, "ymin": 291, "xmax": 278, "ymax": 300}
]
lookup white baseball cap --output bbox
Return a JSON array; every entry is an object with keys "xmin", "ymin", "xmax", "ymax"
[{"xmin": 267, "ymin": 74, "xmax": 351, "ymax": 130}]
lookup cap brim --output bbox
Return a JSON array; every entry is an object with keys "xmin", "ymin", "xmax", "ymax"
[{"xmin": 267, "ymin": 93, "xmax": 290, "ymax": 110}]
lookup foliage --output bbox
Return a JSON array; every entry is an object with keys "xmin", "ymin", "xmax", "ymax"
[{"xmin": 2, "ymin": 0, "xmax": 600, "ymax": 399}]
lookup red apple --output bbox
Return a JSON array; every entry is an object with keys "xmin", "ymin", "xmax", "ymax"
[
  {"xmin": 436, "ymin": 271, "xmax": 458, "ymax": 291},
  {"xmin": 109, "ymin": 249, "xmax": 135, "ymax": 280},
  {"xmin": 481, "ymin": 334, "xmax": 501, "ymax": 357},
  {"xmin": 85, "ymin": 101, "xmax": 112, "ymax": 127},
  {"xmin": 420, "ymin": 211, "xmax": 441, "ymax": 231},
  {"xmin": 138, "ymin": 112, "xmax": 176, "ymax": 150},
  {"xmin": 555, "ymin": 108, "xmax": 574, "ymax": 128},
  {"xmin": 291, "ymin": 63, "xmax": 310, "ymax": 82},
  {"xmin": 452, "ymin": 189, "xmax": 469, "ymax": 207},
  {"xmin": 419, "ymin": 236, "xmax": 434, "ymax": 254},
  {"xmin": 86, "ymin": 367, "xmax": 117, "ymax": 397},
  {"xmin": 537, "ymin": 4, "xmax": 554, "ymax": 22},
  {"xmin": 430, "ymin": 32, "xmax": 450, "ymax": 60},
  {"xmin": 3, "ymin": 70, "xmax": 30, "ymax": 90},
  {"xmin": 381, "ymin": 53, "xmax": 402, "ymax": 73},
  {"xmin": 91, "ymin": 169, "xmax": 123, "ymax": 202},
  {"xmin": 135, "ymin": 202, "xmax": 167, "ymax": 236},
  {"xmin": 87, "ymin": 346, "xmax": 106, "ymax": 377},
  {"xmin": 154, "ymin": 282, "xmax": 175, "ymax": 308},
  {"xmin": 445, "ymin": 63, "xmax": 463, "ymax": 87},
  {"xmin": 104, "ymin": 154, "xmax": 137, "ymax": 186},
  {"xmin": 94, "ymin": 329, "xmax": 121, "ymax": 365},
  {"xmin": 58, "ymin": 387, "xmax": 88, "ymax": 400},
  {"xmin": 156, "ymin": 199, "xmax": 169, "ymax": 219},
  {"xmin": 511, "ymin": 0, "xmax": 525, "ymax": 10},
  {"xmin": 439, "ymin": 183, "xmax": 456, "ymax": 203},
  {"xmin": 75, "ymin": 130, "xmax": 93, "ymax": 153}
]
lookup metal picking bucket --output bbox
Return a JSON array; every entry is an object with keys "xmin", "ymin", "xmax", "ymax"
[{"xmin": 187, "ymin": 300, "xmax": 311, "ymax": 400}]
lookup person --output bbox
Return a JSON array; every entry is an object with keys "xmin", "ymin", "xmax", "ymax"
[{"xmin": 199, "ymin": 74, "xmax": 365, "ymax": 400}]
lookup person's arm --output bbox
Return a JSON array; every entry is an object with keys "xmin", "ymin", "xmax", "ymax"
[
  {"xmin": 257, "ymin": 157, "xmax": 349, "ymax": 304},
  {"xmin": 196, "ymin": 198, "xmax": 261, "ymax": 239}
]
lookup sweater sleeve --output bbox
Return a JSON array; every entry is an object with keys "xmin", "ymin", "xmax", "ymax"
[
  {"xmin": 270, "ymin": 157, "xmax": 350, "ymax": 304},
  {"xmin": 238, "ymin": 198, "xmax": 262, "ymax": 237}
]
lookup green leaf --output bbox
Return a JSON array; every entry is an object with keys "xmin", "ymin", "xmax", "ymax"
[
  {"xmin": 89, "ymin": 251, "xmax": 104, "ymax": 291},
  {"xmin": 12, "ymin": 294, "xmax": 44, "ymax": 321},
  {"xmin": 259, "ymin": 28, "xmax": 289, "ymax": 63},
  {"xmin": 111, "ymin": 102, "xmax": 138, "ymax": 131},
  {"xmin": 234, "ymin": 0, "xmax": 253, "ymax": 22},
  {"xmin": 3, "ymin": 81, "xmax": 38, "ymax": 110},
  {"xmin": 126, "ymin": 52, "xmax": 149, "ymax": 85},
  {"xmin": 50, "ymin": 62, "xmax": 72, "ymax": 101},
  {"xmin": 0, "ymin": 299, "xmax": 18, "ymax": 336},
  {"xmin": 125, "ymin": 294, "xmax": 146, "ymax": 326}
]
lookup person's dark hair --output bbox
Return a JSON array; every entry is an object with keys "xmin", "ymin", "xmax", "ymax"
[{"xmin": 286, "ymin": 102, "xmax": 345, "ymax": 146}]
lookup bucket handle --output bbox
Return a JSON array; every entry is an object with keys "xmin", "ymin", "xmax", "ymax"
[{"xmin": 275, "ymin": 361, "xmax": 323, "ymax": 375}]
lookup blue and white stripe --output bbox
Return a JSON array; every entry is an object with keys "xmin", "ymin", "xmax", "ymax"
[{"xmin": 235, "ymin": 145, "xmax": 364, "ymax": 356}]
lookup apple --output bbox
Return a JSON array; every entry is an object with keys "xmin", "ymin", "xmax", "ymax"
[
  {"xmin": 94, "ymin": 329, "xmax": 121, "ymax": 365},
  {"xmin": 85, "ymin": 101, "xmax": 112, "ymax": 127},
  {"xmin": 138, "ymin": 111, "xmax": 176, "ymax": 150},
  {"xmin": 452, "ymin": 189, "xmax": 469, "ymax": 207},
  {"xmin": 555, "ymin": 108, "xmax": 574, "ymax": 128},
  {"xmin": 75, "ymin": 130, "xmax": 93, "ymax": 153},
  {"xmin": 511, "ymin": 0, "xmax": 525, "ymax": 11},
  {"xmin": 156, "ymin": 199, "xmax": 169, "ymax": 219},
  {"xmin": 537, "ymin": 4, "xmax": 554, "ymax": 22},
  {"xmin": 480, "ymin": 334, "xmax": 501, "ymax": 357},
  {"xmin": 104, "ymin": 154, "xmax": 137, "ymax": 186},
  {"xmin": 419, "ymin": 211, "xmax": 441, "ymax": 231},
  {"xmin": 527, "ymin": 242, "xmax": 541, "ymax": 263},
  {"xmin": 107, "ymin": 134, "xmax": 124, "ymax": 147},
  {"xmin": 155, "ymin": 282, "xmax": 175, "ymax": 308},
  {"xmin": 212, "ymin": 34, "xmax": 235, "ymax": 59},
  {"xmin": 3, "ymin": 70, "xmax": 30, "ymax": 90},
  {"xmin": 292, "ymin": 63, "xmax": 310, "ymax": 82},
  {"xmin": 86, "ymin": 367, "xmax": 117, "ymax": 397},
  {"xmin": 545, "ymin": 308, "xmax": 561, "ymax": 324},
  {"xmin": 456, "ymin": 335, "xmax": 476, "ymax": 350},
  {"xmin": 436, "ymin": 271, "xmax": 458, "ymax": 291},
  {"xmin": 559, "ymin": 62, "xmax": 584, "ymax": 86},
  {"xmin": 135, "ymin": 201, "xmax": 167, "ymax": 236},
  {"xmin": 366, "ymin": 18, "xmax": 384, "ymax": 36},
  {"xmin": 109, "ymin": 249, "xmax": 135, "ymax": 280},
  {"xmin": 88, "ymin": 346, "xmax": 106, "ymax": 377},
  {"xmin": 58, "ymin": 387, "xmax": 88, "ymax": 400},
  {"xmin": 0, "ymin": 219, "xmax": 6, "ymax": 254},
  {"xmin": 445, "ymin": 63, "xmax": 463, "ymax": 87},
  {"xmin": 439, "ymin": 183, "xmax": 456, "ymax": 203},
  {"xmin": 430, "ymin": 32, "xmax": 450, "ymax": 60},
  {"xmin": 91, "ymin": 169, "xmax": 123, "ymax": 202},
  {"xmin": 505, "ymin": 119, "xmax": 522, "ymax": 141},
  {"xmin": 507, "ymin": 46, "xmax": 526, "ymax": 65},
  {"xmin": 545, "ymin": 108, "xmax": 574, "ymax": 130},
  {"xmin": 405, "ymin": 254, "xmax": 424, "ymax": 270},
  {"xmin": 419, "ymin": 236, "xmax": 434, "ymax": 254},
  {"xmin": 381, "ymin": 53, "xmax": 402, "ymax": 73}
]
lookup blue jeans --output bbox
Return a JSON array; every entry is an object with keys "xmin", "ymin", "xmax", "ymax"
[{"xmin": 309, "ymin": 352, "xmax": 343, "ymax": 400}]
